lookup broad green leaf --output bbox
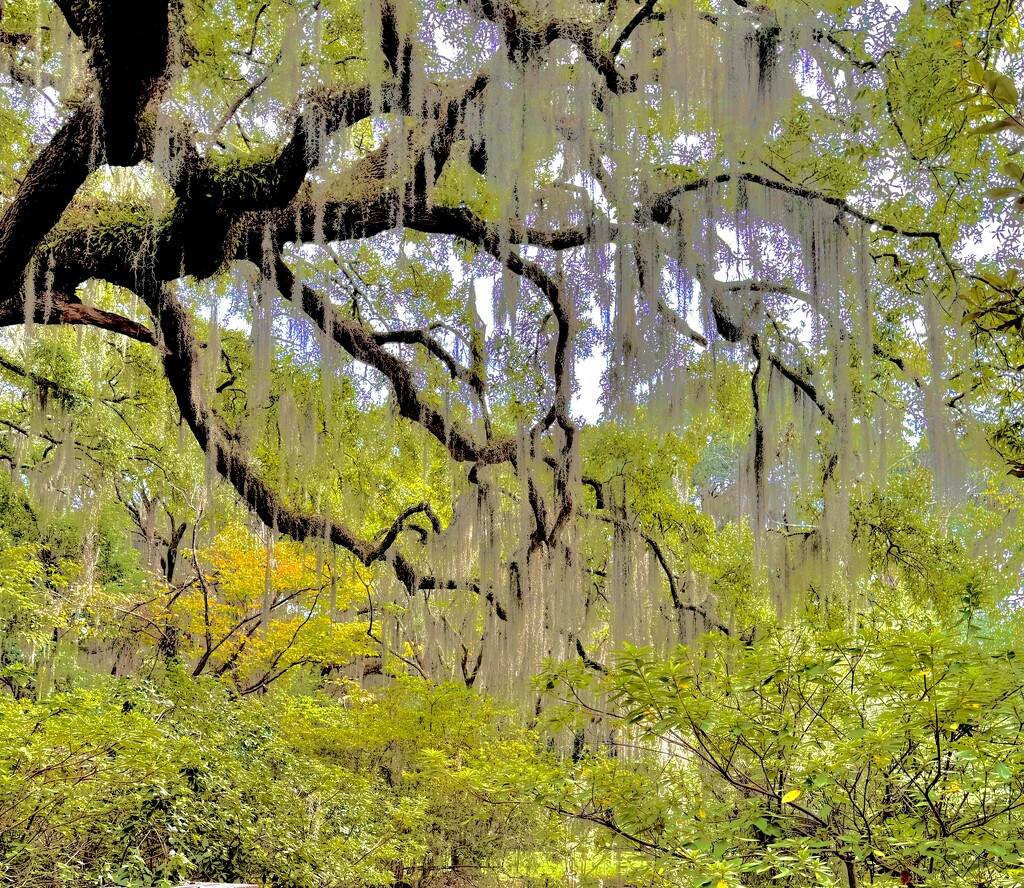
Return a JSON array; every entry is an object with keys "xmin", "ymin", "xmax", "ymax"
[{"xmin": 1002, "ymin": 162, "xmax": 1024, "ymax": 182}]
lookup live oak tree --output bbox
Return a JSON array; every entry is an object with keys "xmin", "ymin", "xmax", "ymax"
[
  {"xmin": 1, "ymin": 0, "xmax": 1023, "ymax": 689},
  {"xmin": 5, "ymin": 4, "xmax": 1024, "ymax": 887}
]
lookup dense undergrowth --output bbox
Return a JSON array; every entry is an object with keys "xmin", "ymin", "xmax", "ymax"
[
  {"xmin": 3, "ymin": 606, "xmax": 1024, "ymax": 888},
  {"xmin": 0, "ymin": 673, "xmax": 550, "ymax": 888}
]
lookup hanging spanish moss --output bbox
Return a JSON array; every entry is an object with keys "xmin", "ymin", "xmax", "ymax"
[{"xmin": 0, "ymin": 0, "xmax": 1005, "ymax": 707}]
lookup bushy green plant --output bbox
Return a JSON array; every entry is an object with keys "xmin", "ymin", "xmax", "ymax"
[
  {"xmin": 0, "ymin": 671, "xmax": 548, "ymax": 888},
  {"xmin": 539, "ymin": 609, "xmax": 1024, "ymax": 888}
]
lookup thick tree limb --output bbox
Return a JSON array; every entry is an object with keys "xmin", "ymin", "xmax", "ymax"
[
  {"xmin": 0, "ymin": 108, "xmax": 100, "ymax": 308},
  {"xmin": 0, "ymin": 290, "xmax": 161, "ymax": 348},
  {"xmin": 461, "ymin": 0, "xmax": 635, "ymax": 93}
]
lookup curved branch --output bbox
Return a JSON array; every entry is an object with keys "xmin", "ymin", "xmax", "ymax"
[
  {"xmin": 374, "ymin": 325, "xmax": 487, "ymax": 404},
  {"xmin": 646, "ymin": 170, "xmax": 956, "ymax": 280},
  {"xmin": 371, "ymin": 501, "xmax": 443, "ymax": 556},
  {"xmin": 768, "ymin": 352, "xmax": 833, "ymax": 423},
  {"xmin": 268, "ymin": 255, "xmax": 514, "ymax": 466}
]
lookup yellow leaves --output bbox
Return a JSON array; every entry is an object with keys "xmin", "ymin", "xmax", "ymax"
[
  {"xmin": 781, "ymin": 789, "xmax": 802, "ymax": 804},
  {"xmin": 319, "ymin": 620, "xmax": 376, "ymax": 660},
  {"xmin": 194, "ymin": 523, "xmax": 363, "ymax": 612},
  {"xmin": 200, "ymin": 525, "xmax": 315, "ymax": 607},
  {"xmin": 154, "ymin": 521, "xmax": 377, "ymax": 682}
]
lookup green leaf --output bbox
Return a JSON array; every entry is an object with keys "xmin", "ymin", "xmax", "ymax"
[
  {"xmin": 971, "ymin": 118, "xmax": 1020, "ymax": 135},
  {"xmin": 1002, "ymin": 162, "xmax": 1024, "ymax": 182},
  {"xmin": 965, "ymin": 102, "xmax": 1000, "ymax": 118},
  {"xmin": 991, "ymin": 73, "xmax": 1020, "ymax": 107}
]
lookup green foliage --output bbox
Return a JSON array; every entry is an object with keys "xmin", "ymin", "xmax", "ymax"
[
  {"xmin": 4, "ymin": 1, "xmax": 1024, "ymax": 886},
  {"xmin": 540, "ymin": 610, "xmax": 1024, "ymax": 888},
  {"xmin": 0, "ymin": 674, "xmax": 541, "ymax": 888},
  {"xmin": 851, "ymin": 469, "xmax": 992, "ymax": 613},
  {"xmin": 280, "ymin": 678, "xmax": 548, "ymax": 873}
]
